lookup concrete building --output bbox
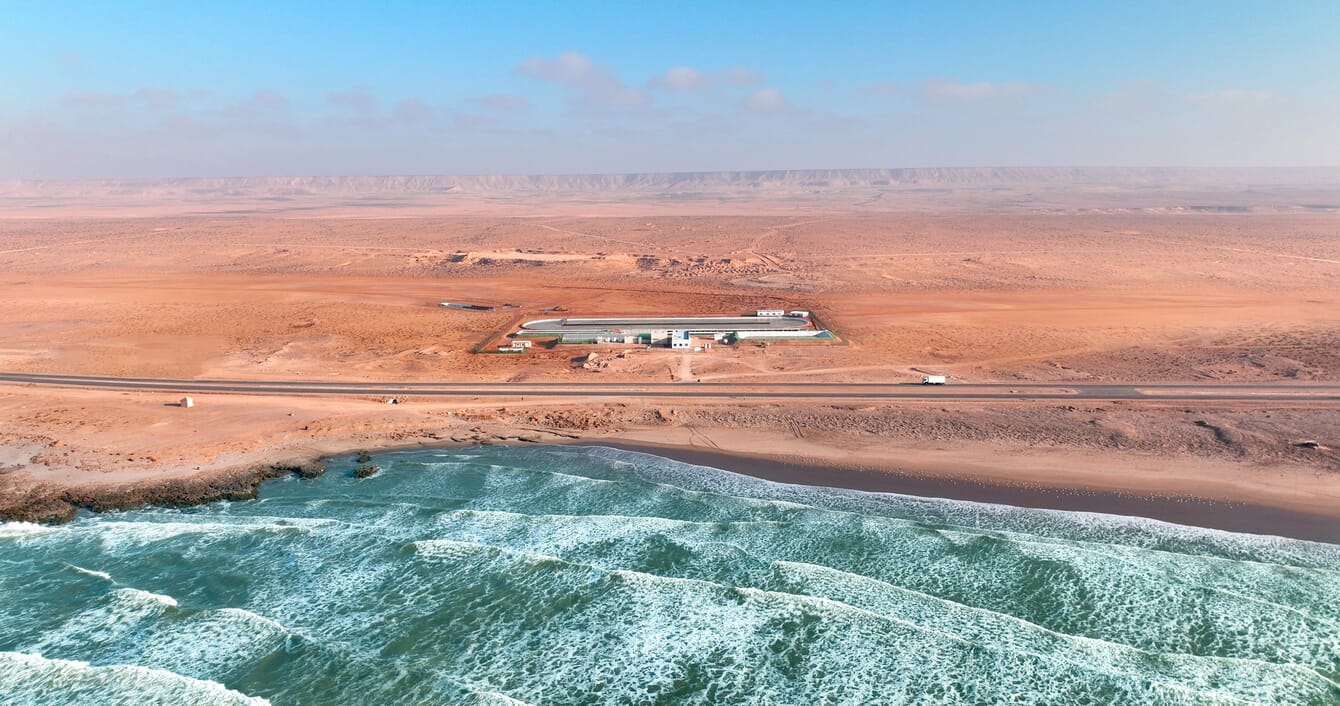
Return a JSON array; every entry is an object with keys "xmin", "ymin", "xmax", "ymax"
[
  {"xmin": 789, "ymin": 310, "xmax": 810, "ymax": 318},
  {"xmin": 522, "ymin": 316, "xmax": 809, "ymax": 340},
  {"xmin": 519, "ymin": 315, "xmax": 828, "ymax": 347},
  {"xmin": 756, "ymin": 309, "xmax": 785, "ymax": 317}
]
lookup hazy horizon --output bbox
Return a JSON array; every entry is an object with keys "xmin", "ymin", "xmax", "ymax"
[{"xmin": 8, "ymin": 164, "xmax": 1340, "ymax": 184}]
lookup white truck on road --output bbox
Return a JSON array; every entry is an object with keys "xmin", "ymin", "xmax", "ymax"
[{"xmin": 921, "ymin": 375, "xmax": 947, "ymax": 385}]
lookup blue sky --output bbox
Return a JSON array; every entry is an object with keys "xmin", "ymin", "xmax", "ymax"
[{"xmin": 3, "ymin": 1, "xmax": 1338, "ymax": 177}]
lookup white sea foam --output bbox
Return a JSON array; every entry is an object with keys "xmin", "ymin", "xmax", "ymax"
[
  {"xmin": 134, "ymin": 608, "xmax": 290, "ymax": 679},
  {"xmin": 414, "ymin": 490, "xmax": 1340, "ymax": 676},
  {"xmin": 0, "ymin": 521, "xmax": 62, "ymax": 540},
  {"xmin": 22, "ymin": 587, "xmax": 179, "ymax": 657},
  {"xmin": 88, "ymin": 519, "xmax": 321, "ymax": 554},
  {"xmin": 770, "ymin": 559, "xmax": 1338, "ymax": 702},
  {"xmin": 413, "ymin": 538, "xmax": 564, "ymax": 566},
  {"xmin": 0, "ymin": 651, "xmax": 270, "ymax": 706},
  {"xmin": 576, "ymin": 445, "xmax": 1340, "ymax": 567},
  {"xmin": 212, "ymin": 607, "xmax": 292, "ymax": 635},
  {"xmin": 121, "ymin": 587, "xmax": 179, "ymax": 608},
  {"xmin": 421, "ymin": 537, "xmax": 1321, "ymax": 704},
  {"xmin": 8, "ymin": 445, "xmax": 1336, "ymax": 704},
  {"xmin": 67, "ymin": 565, "xmax": 112, "ymax": 581},
  {"xmin": 465, "ymin": 690, "xmax": 534, "ymax": 705}
]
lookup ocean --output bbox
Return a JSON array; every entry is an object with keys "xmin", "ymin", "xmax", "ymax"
[{"xmin": 1, "ymin": 445, "xmax": 1337, "ymax": 705}]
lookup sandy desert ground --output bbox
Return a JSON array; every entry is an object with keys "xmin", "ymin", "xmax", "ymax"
[{"xmin": 2, "ymin": 169, "xmax": 1338, "ymax": 533}]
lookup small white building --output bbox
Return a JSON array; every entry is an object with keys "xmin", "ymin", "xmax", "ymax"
[
  {"xmin": 670, "ymin": 330, "xmax": 692, "ymax": 349},
  {"xmin": 180, "ymin": 396, "xmax": 194, "ymax": 408},
  {"xmin": 510, "ymin": 340, "xmax": 532, "ymax": 349},
  {"xmin": 789, "ymin": 310, "xmax": 810, "ymax": 318},
  {"xmin": 756, "ymin": 309, "xmax": 785, "ymax": 317}
]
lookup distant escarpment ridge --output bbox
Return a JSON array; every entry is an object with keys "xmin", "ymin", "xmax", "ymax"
[
  {"xmin": 5, "ymin": 167, "xmax": 1339, "ymax": 215},
  {"xmin": 7, "ymin": 167, "xmax": 1340, "ymax": 195}
]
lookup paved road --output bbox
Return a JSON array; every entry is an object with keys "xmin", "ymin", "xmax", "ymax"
[{"xmin": 3, "ymin": 373, "xmax": 1339, "ymax": 403}]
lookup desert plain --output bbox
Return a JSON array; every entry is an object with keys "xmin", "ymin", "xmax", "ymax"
[{"xmin": 1, "ymin": 169, "xmax": 1338, "ymax": 538}]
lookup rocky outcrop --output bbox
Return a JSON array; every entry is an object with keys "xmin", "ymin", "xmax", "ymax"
[{"xmin": 0, "ymin": 460, "xmax": 326, "ymax": 524}]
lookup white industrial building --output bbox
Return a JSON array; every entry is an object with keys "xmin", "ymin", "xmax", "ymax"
[{"xmin": 518, "ymin": 314, "xmax": 830, "ymax": 348}]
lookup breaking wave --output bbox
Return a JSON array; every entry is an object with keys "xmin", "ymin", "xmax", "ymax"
[
  {"xmin": 0, "ymin": 652, "xmax": 270, "ymax": 706},
  {"xmin": 1, "ymin": 445, "xmax": 1337, "ymax": 704}
]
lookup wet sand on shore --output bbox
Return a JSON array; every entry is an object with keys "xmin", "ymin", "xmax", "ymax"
[{"xmin": 588, "ymin": 440, "xmax": 1340, "ymax": 543}]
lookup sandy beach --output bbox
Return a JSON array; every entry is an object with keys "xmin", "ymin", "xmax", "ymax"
[{"xmin": 591, "ymin": 441, "xmax": 1340, "ymax": 543}]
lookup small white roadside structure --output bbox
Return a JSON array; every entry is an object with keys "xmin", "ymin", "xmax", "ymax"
[
  {"xmin": 670, "ymin": 330, "xmax": 692, "ymax": 349},
  {"xmin": 180, "ymin": 396, "xmax": 194, "ymax": 408},
  {"xmin": 789, "ymin": 310, "xmax": 810, "ymax": 318},
  {"xmin": 755, "ymin": 309, "xmax": 785, "ymax": 317},
  {"xmin": 510, "ymin": 340, "xmax": 532, "ymax": 349}
]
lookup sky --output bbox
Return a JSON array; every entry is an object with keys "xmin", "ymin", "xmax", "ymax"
[{"xmin": 3, "ymin": 1, "xmax": 1338, "ymax": 178}]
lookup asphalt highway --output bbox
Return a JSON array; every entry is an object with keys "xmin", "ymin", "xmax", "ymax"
[{"xmin": 3, "ymin": 373, "xmax": 1339, "ymax": 403}]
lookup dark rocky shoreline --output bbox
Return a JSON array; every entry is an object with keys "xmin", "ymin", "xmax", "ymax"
[{"xmin": 0, "ymin": 460, "xmax": 326, "ymax": 524}]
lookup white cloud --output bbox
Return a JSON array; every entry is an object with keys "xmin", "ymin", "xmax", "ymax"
[
  {"xmin": 58, "ymin": 92, "xmax": 125, "ymax": 110},
  {"xmin": 648, "ymin": 65, "xmax": 765, "ymax": 92},
  {"xmin": 1091, "ymin": 80, "xmax": 1164, "ymax": 112},
  {"xmin": 249, "ymin": 90, "xmax": 288, "ymax": 110},
  {"xmin": 717, "ymin": 66, "xmax": 764, "ymax": 86},
  {"xmin": 741, "ymin": 88, "xmax": 790, "ymax": 113},
  {"xmin": 219, "ymin": 90, "xmax": 290, "ymax": 124},
  {"xmin": 452, "ymin": 112, "xmax": 500, "ymax": 130},
  {"xmin": 134, "ymin": 86, "xmax": 180, "ymax": 111},
  {"xmin": 481, "ymin": 93, "xmax": 531, "ymax": 112},
  {"xmin": 866, "ymin": 81, "xmax": 898, "ymax": 96},
  {"xmin": 1093, "ymin": 82, "xmax": 1277, "ymax": 113},
  {"xmin": 1185, "ymin": 89, "xmax": 1275, "ymax": 107},
  {"xmin": 920, "ymin": 79, "xmax": 1045, "ymax": 104},
  {"xmin": 327, "ymin": 87, "xmax": 378, "ymax": 115},
  {"xmin": 516, "ymin": 51, "xmax": 649, "ymax": 108},
  {"xmin": 648, "ymin": 67, "xmax": 709, "ymax": 91},
  {"xmin": 59, "ymin": 87, "xmax": 205, "ymax": 113},
  {"xmin": 392, "ymin": 99, "xmax": 433, "ymax": 125}
]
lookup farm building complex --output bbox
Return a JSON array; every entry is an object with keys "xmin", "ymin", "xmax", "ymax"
[{"xmin": 514, "ymin": 312, "xmax": 832, "ymax": 347}]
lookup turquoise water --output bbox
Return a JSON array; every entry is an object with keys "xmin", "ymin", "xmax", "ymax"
[{"xmin": 1, "ymin": 446, "xmax": 1338, "ymax": 705}]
